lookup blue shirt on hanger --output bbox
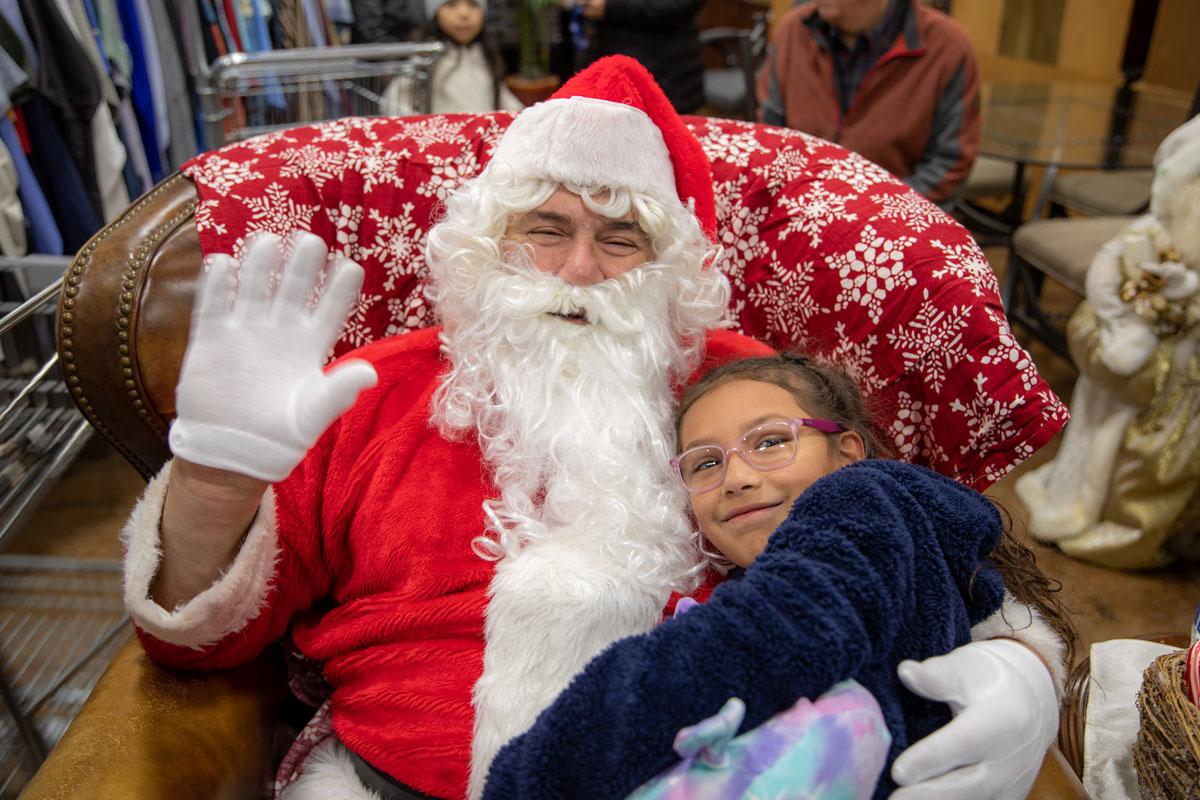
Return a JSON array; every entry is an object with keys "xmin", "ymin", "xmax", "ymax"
[{"xmin": 114, "ymin": 0, "xmax": 162, "ymax": 179}]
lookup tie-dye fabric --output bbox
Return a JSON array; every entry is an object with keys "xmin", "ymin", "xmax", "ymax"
[{"xmin": 627, "ymin": 681, "xmax": 890, "ymax": 800}]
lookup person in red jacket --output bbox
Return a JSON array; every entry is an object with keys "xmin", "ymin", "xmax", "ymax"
[
  {"xmin": 122, "ymin": 56, "xmax": 1055, "ymax": 800},
  {"xmin": 757, "ymin": 0, "xmax": 980, "ymax": 206}
]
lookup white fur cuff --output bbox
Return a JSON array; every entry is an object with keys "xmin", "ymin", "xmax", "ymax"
[
  {"xmin": 122, "ymin": 461, "xmax": 281, "ymax": 650},
  {"xmin": 971, "ymin": 592, "xmax": 1068, "ymax": 698}
]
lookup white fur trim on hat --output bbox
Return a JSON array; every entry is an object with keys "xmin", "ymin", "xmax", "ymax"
[
  {"xmin": 486, "ymin": 96, "xmax": 679, "ymax": 209},
  {"xmin": 122, "ymin": 461, "xmax": 280, "ymax": 649},
  {"xmin": 970, "ymin": 591, "xmax": 1068, "ymax": 698}
]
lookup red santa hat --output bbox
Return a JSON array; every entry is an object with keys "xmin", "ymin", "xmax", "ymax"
[{"xmin": 487, "ymin": 55, "xmax": 717, "ymax": 240}]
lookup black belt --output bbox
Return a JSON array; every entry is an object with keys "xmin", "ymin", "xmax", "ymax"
[{"xmin": 346, "ymin": 747, "xmax": 443, "ymax": 800}]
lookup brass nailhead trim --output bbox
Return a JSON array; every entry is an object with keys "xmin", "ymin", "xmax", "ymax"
[{"xmin": 58, "ymin": 174, "xmax": 198, "ymax": 476}]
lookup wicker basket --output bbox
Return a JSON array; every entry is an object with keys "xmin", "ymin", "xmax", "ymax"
[{"xmin": 1133, "ymin": 649, "xmax": 1200, "ymax": 799}]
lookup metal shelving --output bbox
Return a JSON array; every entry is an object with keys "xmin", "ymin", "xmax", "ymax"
[{"xmin": 0, "ymin": 256, "xmax": 126, "ymax": 797}]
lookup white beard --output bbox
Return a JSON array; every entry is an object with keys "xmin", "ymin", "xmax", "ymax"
[{"xmin": 429, "ymin": 254, "xmax": 726, "ymax": 799}]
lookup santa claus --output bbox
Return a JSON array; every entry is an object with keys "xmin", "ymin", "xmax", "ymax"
[{"xmin": 122, "ymin": 57, "xmax": 1063, "ymax": 800}]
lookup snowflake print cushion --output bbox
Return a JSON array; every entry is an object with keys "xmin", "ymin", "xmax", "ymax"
[{"xmin": 180, "ymin": 114, "xmax": 1067, "ymax": 489}]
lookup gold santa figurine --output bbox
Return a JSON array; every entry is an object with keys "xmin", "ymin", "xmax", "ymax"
[{"xmin": 1015, "ymin": 115, "xmax": 1200, "ymax": 569}]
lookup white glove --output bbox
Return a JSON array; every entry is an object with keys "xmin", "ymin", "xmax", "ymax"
[
  {"xmin": 169, "ymin": 232, "xmax": 378, "ymax": 482},
  {"xmin": 890, "ymin": 638, "xmax": 1058, "ymax": 800}
]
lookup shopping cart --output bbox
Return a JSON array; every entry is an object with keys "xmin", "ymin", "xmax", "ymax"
[
  {"xmin": 0, "ymin": 256, "xmax": 126, "ymax": 798},
  {"xmin": 197, "ymin": 41, "xmax": 446, "ymax": 148}
]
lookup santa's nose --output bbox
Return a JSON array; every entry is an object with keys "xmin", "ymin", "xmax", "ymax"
[{"xmin": 556, "ymin": 238, "xmax": 604, "ymax": 286}]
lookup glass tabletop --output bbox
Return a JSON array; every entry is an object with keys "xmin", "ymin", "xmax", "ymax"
[{"xmin": 979, "ymin": 81, "xmax": 1193, "ymax": 170}]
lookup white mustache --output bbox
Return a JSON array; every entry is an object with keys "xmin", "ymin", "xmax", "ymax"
[{"xmin": 480, "ymin": 258, "xmax": 671, "ymax": 337}]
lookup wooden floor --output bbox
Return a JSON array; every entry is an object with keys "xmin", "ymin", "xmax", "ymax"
[{"xmin": 4, "ymin": 246, "xmax": 1198, "ymax": 672}]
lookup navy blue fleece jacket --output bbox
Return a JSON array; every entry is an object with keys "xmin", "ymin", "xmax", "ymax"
[{"xmin": 482, "ymin": 460, "xmax": 1005, "ymax": 799}]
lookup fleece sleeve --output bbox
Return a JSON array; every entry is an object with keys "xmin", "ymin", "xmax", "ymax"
[{"xmin": 482, "ymin": 460, "xmax": 1002, "ymax": 799}]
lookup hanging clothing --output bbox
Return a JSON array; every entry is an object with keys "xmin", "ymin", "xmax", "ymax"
[
  {"xmin": 132, "ymin": 0, "xmax": 169, "ymax": 167},
  {"xmin": 145, "ymin": 0, "xmax": 197, "ymax": 171},
  {"xmin": 18, "ymin": 96, "xmax": 101, "ymax": 252},
  {"xmin": 0, "ymin": 134, "xmax": 25, "ymax": 255},
  {"xmin": 92, "ymin": 0, "xmax": 132, "ymax": 81},
  {"xmin": 53, "ymin": 0, "xmax": 129, "ymax": 221},
  {"xmin": 16, "ymin": 0, "xmax": 106, "ymax": 220},
  {"xmin": 0, "ymin": 30, "xmax": 59, "ymax": 254},
  {"xmin": 165, "ymin": 0, "xmax": 208, "ymax": 151},
  {"xmin": 0, "ymin": 0, "xmax": 35, "ymax": 78},
  {"xmin": 114, "ymin": 0, "xmax": 161, "ymax": 179},
  {"xmin": 0, "ymin": 114, "xmax": 60, "ymax": 254},
  {"xmin": 114, "ymin": 97, "xmax": 151, "ymax": 195}
]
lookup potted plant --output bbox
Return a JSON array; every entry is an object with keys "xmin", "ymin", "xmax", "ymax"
[{"xmin": 505, "ymin": 0, "xmax": 561, "ymax": 105}]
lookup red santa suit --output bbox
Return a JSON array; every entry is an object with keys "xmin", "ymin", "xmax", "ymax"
[
  {"xmin": 124, "ymin": 325, "xmax": 777, "ymax": 798},
  {"xmin": 122, "ymin": 57, "xmax": 1066, "ymax": 800}
]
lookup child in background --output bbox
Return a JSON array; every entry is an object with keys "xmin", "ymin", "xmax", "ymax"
[
  {"xmin": 482, "ymin": 354, "xmax": 1069, "ymax": 799},
  {"xmin": 383, "ymin": 0, "xmax": 523, "ymax": 115}
]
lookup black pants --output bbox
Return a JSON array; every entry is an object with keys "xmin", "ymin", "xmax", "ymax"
[{"xmin": 345, "ymin": 746, "xmax": 444, "ymax": 800}]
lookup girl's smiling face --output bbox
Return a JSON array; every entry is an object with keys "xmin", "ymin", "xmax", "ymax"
[{"xmin": 677, "ymin": 379, "xmax": 864, "ymax": 567}]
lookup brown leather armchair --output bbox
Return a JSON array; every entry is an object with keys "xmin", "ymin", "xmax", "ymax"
[
  {"xmin": 24, "ymin": 172, "xmax": 1088, "ymax": 798},
  {"xmin": 26, "ymin": 174, "xmax": 288, "ymax": 800}
]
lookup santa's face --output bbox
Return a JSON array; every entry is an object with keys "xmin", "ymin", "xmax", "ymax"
[{"xmin": 504, "ymin": 188, "xmax": 655, "ymax": 290}]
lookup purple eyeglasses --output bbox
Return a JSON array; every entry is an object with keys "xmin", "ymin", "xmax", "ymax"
[{"xmin": 671, "ymin": 417, "xmax": 846, "ymax": 494}]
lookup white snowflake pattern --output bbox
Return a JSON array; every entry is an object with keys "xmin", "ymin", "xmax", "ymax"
[
  {"xmin": 386, "ymin": 289, "xmax": 434, "ymax": 336},
  {"xmin": 780, "ymin": 183, "xmax": 858, "ymax": 248},
  {"xmin": 234, "ymin": 182, "xmax": 320, "ymax": 238},
  {"xmin": 746, "ymin": 253, "xmax": 826, "ymax": 345},
  {"xmin": 828, "ymin": 224, "xmax": 917, "ymax": 324},
  {"xmin": 698, "ymin": 127, "xmax": 770, "ymax": 169},
  {"xmin": 885, "ymin": 289, "xmax": 974, "ymax": 393},
  {"xmin": 476, "ymin": 115, "xmax": 510, "ymax": 159},
  {"xmin": 978, "ymin": 306, "xmax": 1040, "ymax": 391},
  {"xmin": 1035, "ymin": 389, "xmax": 1070, "ymax": 427},
  {"xmin": 713, "ymin": 175, "xmax": 768, "ymax": 290},
  {"xmin": 339, "ymin": 291, "xmax": 384, "ymax": 349},
  {"xmin": 816, "ymin": 155, "xmax": 893, "ymax": 193},
  {"xmin": 928, "ymin": 238, "xmax": 1000, "ymax": 298},
  {"xmin": 325, "ymin": 202, "xmax": 366, "ymax": 262},
  {"xmin": 401, "ymin": 116, "xmax": 467, "ymax": 149},
  {"xmin": 313, "ymin": 116, "xmax": 383, "ymax": 145},
  {"xmin": 726, "ymin": 296, "xmax": 747, "ymax": 330},
  {"xmin": 236, "ymin": 128, "xmax": 300, "ymax": 156},
  {"xmin": 279, "ymin": 144, "xmax": 350, "ymax": 189},
  {"xmin": 876, "ymin": 190, "xmax": 941, "ymax": 233},
  {"xmin": 365, "ymin": 205, "xmax": 425, "ymax": 290},
  {"xmin": 949, "ymin": 373, "xmax": 1032, "ymax": 462},
  {"xmin": 828, "ymin": 321, "xmax": 887, "ymax": 395},
  {"xmin": 187, "ymin": 154, "xmax": 264, "ymax": 196},
  {"xmin": 889, "ymin": 390, "xmax": 945, "ymax": 465},
  {"xmin": 756, "ymin": 146, "xmax": 810, "ymax": 192},
  {"xmin": 417, "ymin": 150, "xmax": 480, "ymax": 200},
  {"xmin": 347, "ymin": 141, "xmax": 410, "ymax": 193},
  {"xmin": 193, "ymin": 198, "xmax": 227, "ymax": 235}
]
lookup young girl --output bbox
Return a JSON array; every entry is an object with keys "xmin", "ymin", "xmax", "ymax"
[
  {"xmin": 482, "ymin": 354, "xmax": 1071, "ymax": 799},
  {"xmin": 383, "ymin": 0, "xmax": 523, "ymax": 115}
]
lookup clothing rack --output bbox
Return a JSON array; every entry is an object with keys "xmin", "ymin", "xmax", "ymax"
[{"xmin": 1, "ymin": 1, "xmax": 443, "ymax": 259}]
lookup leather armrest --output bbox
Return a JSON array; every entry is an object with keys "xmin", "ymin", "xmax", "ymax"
[
  {"xmin": 1028, "ymin": 745, "xmax": 1088, "ymax": 799},
  {"xmin": 20, "ymin": 635, "xmax": 287, "ymax": 800}
]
